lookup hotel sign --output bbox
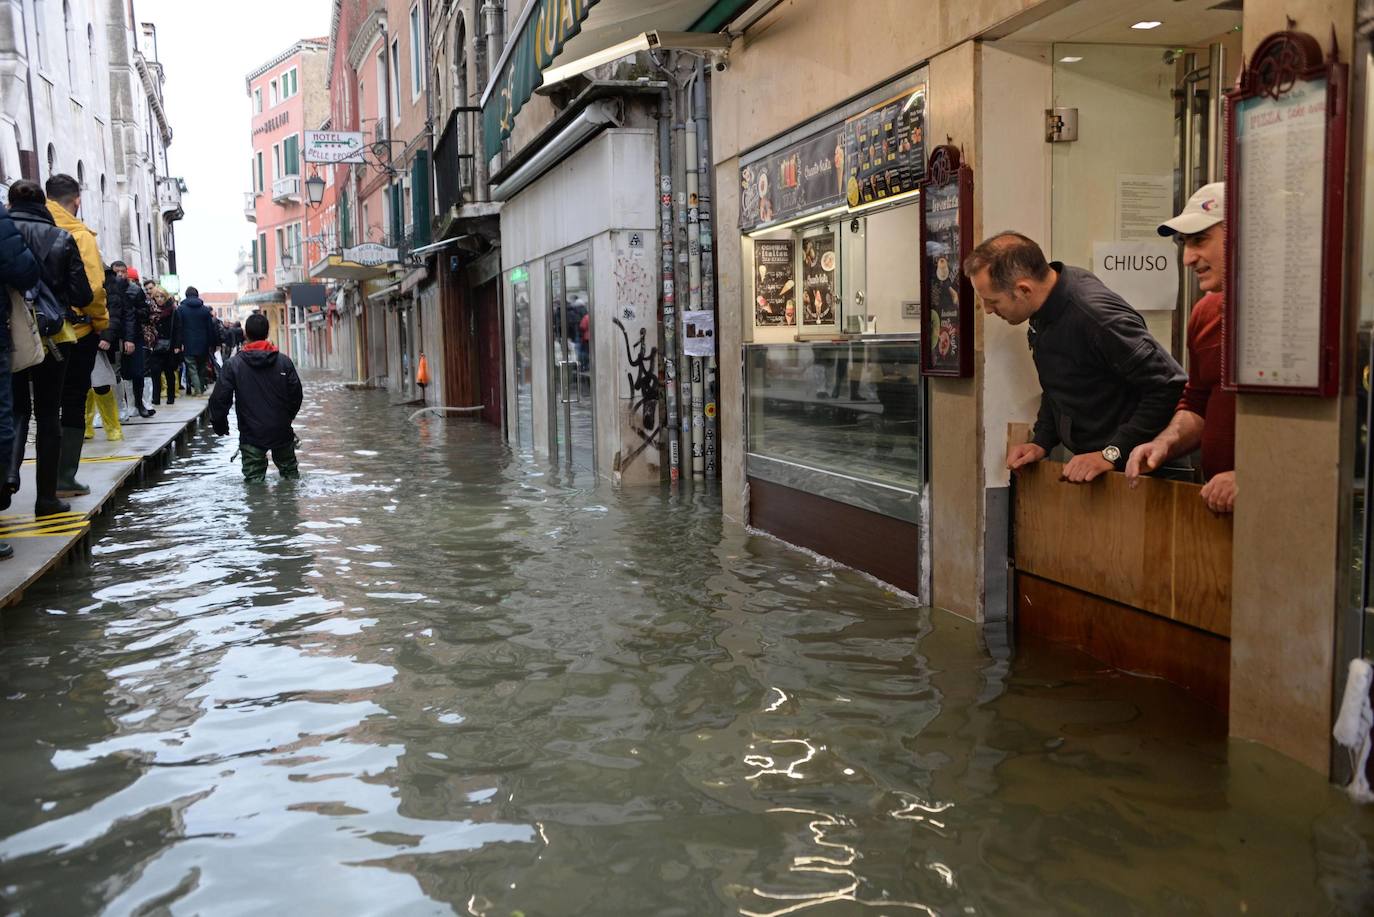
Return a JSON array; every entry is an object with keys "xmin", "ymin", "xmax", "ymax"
[
  {"xmin": 343, "ymin": 243, "xmax": 398, "ymax": 266},
  {"xmin": 305, "ymin": 131, "xmax": 367, "ymax": 164},
  {"xmin": 481, "ymin": 0, "xmax": 600, "ymax": 162}
]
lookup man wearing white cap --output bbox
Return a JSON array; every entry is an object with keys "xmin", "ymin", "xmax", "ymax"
[{"xmin": 1125, "ymin": 182, "xmax": 1236, "ymax": 513}]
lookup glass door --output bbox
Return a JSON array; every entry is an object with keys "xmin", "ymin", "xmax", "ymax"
[
  {"xmin": 510, "ymin": 268, "xmax": 533, "ymax": 451},
  {"xmin": 547, "ymin": 250, "xmax": 595, "ymax": 470}
]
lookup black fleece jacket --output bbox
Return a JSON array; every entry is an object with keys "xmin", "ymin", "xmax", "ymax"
[
  {"xmin": 1028, "ymin": 263, "xmax": 1186, "ymax": 461},
  {"xmin": 209, "ymin": 345, "xmax": 303, "ymax": 450}
]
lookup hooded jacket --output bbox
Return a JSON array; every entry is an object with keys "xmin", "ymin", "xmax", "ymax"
[
  {"xmin": 209, "ymin": 341, "xmax": 303, "ymax": 450},
  {"xmin": 46, "ymin": 199, "xmax": 107, "ymax": 337},
  {"xmin": 8, "ymin": 202, "xmax": 93, "ymax": 315},
  {"xmin": 100, "ymin": 274, "xmax": 141, "ymax": 345},
  {"xmin": 176, "ymin": 295, "xmax": 219, "ymax": 356},
  {"xmin": 0, "ymin": 202, "xmax": 39, "ymax": 292}
]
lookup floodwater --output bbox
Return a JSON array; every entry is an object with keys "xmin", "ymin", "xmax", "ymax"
[{"xmin": 1, "ymin": 379, "xmax": 1371, "ymax": 916}]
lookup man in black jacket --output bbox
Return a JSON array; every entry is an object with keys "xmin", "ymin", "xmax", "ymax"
[
  {"xmin": 0, "ymin": 200, "xmax": 40, "ymax": 557},
  {"xmin": 966, "ymin": 232, "xmax": 1186, "ymax": 484},
  {"xmin": 209, "ymin": 313, "xmax": 303, "ymax": 482}
]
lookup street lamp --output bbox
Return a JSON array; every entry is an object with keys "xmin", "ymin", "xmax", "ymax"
[
  {"xmin": 305, "ymin": 173, "xmax": 325, "ymax": 206},
  {"xmin": 280, "ymin": 251, "xmax": 294, "ymax": 271}
]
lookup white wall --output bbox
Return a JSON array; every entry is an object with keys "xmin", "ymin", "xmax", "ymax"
[{"xmin": 980, "ymin": 42, "xmax": 1053, "ymax": 489}]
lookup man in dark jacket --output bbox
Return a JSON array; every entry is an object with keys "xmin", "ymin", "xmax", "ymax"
[
  {"xmin": 209, "ymin": 312, "xmax": 303, "ymax": 482},
  {"xmin": 0, "ymin": 200, "xmax": 41, "ymax": 557},
  {"xmin": 176, "ymin": 285, "xmax": 218, "ymax": 395},
  {"xmin": 966, "ymin": 231, "xmax": 1186, "ymax": 484}
]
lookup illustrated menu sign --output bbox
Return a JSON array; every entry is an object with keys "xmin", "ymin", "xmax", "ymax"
[
  {"xmin": 738, "ymin": 128, "xmax": 846, "ymax": 231},
  {"xmin": 754, "ymin": 240, "xmax": 796, "ymax": 326},
  {"xmin": 801, "ymin": 232, "xmax": 837, "ymax": 326},
  {"xmin": 919, "ymin": 145, "xmax": 973, "ymax": 377},
  {"xmin": 844, "ymin": 85, "xmax": 926, "ymax": 208},
  {"xmin": 1225, "ymin": 30, "xmax": 1346, "ymax": 396}
]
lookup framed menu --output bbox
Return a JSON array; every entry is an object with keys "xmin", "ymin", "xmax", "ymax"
[
  {"xmin": 919, "ymin": 145, "xmax": 974, "ymax": 377},
  {"xmin": 843, "ymin": 85, "xmax": 926, "ymax": 209},
  {"xmin": 753, "ymin": 239, "xmax": 796, "ymax": 326},
  {"xmin": 800, "ymin": 231, "xmax": 837, "ymax": 327},
  {"xmin": 1225, "ymin": 30, "xmax": 1347, "ymax": 396}
]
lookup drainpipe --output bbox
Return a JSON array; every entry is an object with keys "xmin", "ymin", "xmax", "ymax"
[
  {"xmin": 695, "ymin": 59, "xmax": 717, "ymax": 481},
  {"xmin": 658, "ymin": 90, "xmax": 680, "ymax": 482},
  {"xmin": 685, "ymin": 63, "xmax": 704, "ymax": 479},
  {"xmin": 481, "ymin": 0, "xmax": 505, "ymax": 180},
  {"xmin": 672, "ymin": 78, "xmax": 692, "ymax": 480}
]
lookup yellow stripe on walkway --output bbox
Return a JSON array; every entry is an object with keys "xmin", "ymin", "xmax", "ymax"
[{"xmin": 4, "ymin": 523, "xmax": 89, "ymax": 538}]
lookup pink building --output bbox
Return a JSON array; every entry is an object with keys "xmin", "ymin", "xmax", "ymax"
[{"xmin": 244, "ymin": 39, "xmax": 329, "ymax": 351}]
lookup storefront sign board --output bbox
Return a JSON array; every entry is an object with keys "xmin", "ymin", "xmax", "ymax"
[
  {"xmin": 754, "ymin": 239, "xmax": 796, "ymax": 327},
  {"xmin": 1093, "ymin": 241, "xmax": 1177, "ymax": 313},
  {"xmin": 919, "ymin": 146, "xmax": 973, "ymax": 377},
  {"xmin": 1225, "ymin": 30, "xmax": 1347, "ymax": 396},
  {"xmin": 305, "ymin": 131, "xmax": 367, "ymax": 164},
  {"xmin": 738, "ymin": 128, "xmax": 846, "ymax": 231},
  {"xmin": 843, "ymin": 85, "xmax": 926, "ymax": 209}
]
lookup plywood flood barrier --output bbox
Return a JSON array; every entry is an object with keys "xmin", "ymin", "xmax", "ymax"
[{"xmin": 1012, "ymin": 460, "xmax": 1233, "ymax": 710}]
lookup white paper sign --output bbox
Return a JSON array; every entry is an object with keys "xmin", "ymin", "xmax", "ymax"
[
  {"xmin": 1116, "ymin": 173, "xmax": 1173, "ymax": 241},
  {"xmin": 683, "ymin": 310, "xmax": 716, "ymax": 356},
  {"xmin": 1093, "ymin": 241, "xmax": 1177, "ymax": 312}
]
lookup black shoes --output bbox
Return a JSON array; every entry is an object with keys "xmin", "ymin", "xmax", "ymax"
[{"xmin": 35, "ymin": 497, "xmax": 70, "ymax": 517}]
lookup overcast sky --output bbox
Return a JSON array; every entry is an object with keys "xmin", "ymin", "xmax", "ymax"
[{"xmin": 138, "ymin": 0, "xmax": 332, "ymax": 293}]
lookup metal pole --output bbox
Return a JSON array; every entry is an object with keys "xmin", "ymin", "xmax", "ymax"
[
  {"xmin": 695, "ymin": 59, "xmax": 716, "ymax": 480},
  {"xmin": 658, "ymin": 91, "xmax": 680, "ymax": 482},
  {"xmin": 673, "ymin": 85, "xmax": 691, "ymax": 480},
  {"xmin": 482, "ymin": 0, "xmax": 505, "ymax": 178},
  {"xmin": 686, "ymin": 68, "xmax": 704, "ymax": 479}
]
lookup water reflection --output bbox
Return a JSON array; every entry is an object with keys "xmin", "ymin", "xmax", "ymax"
[{"xmin": 0, "ymin": 378, "xmax": 1370, "ymax": 915}]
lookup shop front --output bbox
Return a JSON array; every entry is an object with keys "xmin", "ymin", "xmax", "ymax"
[{"xmin": 739, "ymin": 67, "xmax": 930, "ymax": 599}]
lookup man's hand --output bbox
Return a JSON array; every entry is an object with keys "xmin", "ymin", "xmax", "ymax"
[
  {"xmin": 1007, "ymin": 442, "xmax": 1047, "ymax": 471},
  {"xmin": 1125, "ymin": 440, "xmax": 1170, "ymax": 487},
  {"xmin": 122, "ymin": 341, "xmax": 135, "ymax": 355},
  {"xmin": 98, "ymin": 339, "xmax": 110, "ymax": 351},
  {"xmin": 174, "ymin": 346, "xmax": 183, "ymax": 354},
  {"xmin": 1060, "ymin": 452, "xmax": 1114, "ymax": 484},
  {"xmin": 1200, "ymin": 470, "xmax": 1236, "ymax": 514}
]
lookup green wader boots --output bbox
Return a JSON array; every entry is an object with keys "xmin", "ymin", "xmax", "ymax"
[
  {"xmin": 240, "ymin": 442, "xmax": 299, "ymax": 483},
  {"xmin": 57, "ymin": 427, "xmax": 90, "ymax": 497}
]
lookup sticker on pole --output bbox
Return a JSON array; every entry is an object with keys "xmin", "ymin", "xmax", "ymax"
[{"xmin": 304, "ymin": 131, "xmax": 367, "ymax": 164}]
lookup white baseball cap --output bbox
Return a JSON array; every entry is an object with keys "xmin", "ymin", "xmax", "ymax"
[{"xmin": 1157, "ymin": 182, "xmax": 1225, "ymax": 236}]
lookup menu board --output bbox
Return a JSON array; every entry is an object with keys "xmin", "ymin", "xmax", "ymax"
[
  {"xmin": 738, "ymin": 128, "xmax": 847, "ymax": 231},
  {"xmin": 919, "ymin": 145, "xmax": 974, "ymax": 377},
  {"xmin": 844, "ymin": 86, "xmax": 926, "ymax": 208},
  {"xmin": 1232, "ymin": 76, "xmax": 1327, "ymax": 390},
  {"xmin": 801, "ymin": 232, "xmax": 837, "ymax": 326},
  {"xmin": 754, "ymin": 239, "xmax": 796, "ymax": 326}
]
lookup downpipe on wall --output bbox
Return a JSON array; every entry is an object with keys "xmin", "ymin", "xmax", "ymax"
[
  {"xmin": 657, "ymin": 90, "xmax": 681, "ymax": 482},
  {"xmin": 695, "ymin": 59, "xmax": 717, "ymax": 481},
  {"xmin": 686, "ymin": 67, "xmax": 704, "ymax": 479}
]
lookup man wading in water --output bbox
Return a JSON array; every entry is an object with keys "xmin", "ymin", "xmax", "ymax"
[{"xmin": 209, "ymin": 312, "xmax": 303, "ymax": 483}]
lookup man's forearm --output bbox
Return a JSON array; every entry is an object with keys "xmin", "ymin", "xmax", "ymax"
[{"xmin": 1152, "ymin": 409, "xmax": 1205, "ymax": 460}]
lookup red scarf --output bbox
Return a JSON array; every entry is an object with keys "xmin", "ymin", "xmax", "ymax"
[{"xmin": 244, "ymin": 340, "xmax": 278, "ymax": 353}]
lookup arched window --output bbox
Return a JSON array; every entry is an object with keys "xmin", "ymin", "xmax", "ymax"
[
  {"xmin": 46, "ymin": 143, "xmax": 56, "ymax": 175},
  {"xmin": 63, "ymin": 1, "xmax": 76, "ymax": 87},
  {"xmin": 34, "ymin": 0, "xmax": 47, "ymax": 70}
]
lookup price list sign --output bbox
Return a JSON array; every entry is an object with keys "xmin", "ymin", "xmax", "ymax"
[
  {"xmin": 1225, "ymin": 31, "xmax": 1347, "ymax": 396},
  {"xmin": 843, "ymin": 85, "xmax": 926, "ymax": 209}
]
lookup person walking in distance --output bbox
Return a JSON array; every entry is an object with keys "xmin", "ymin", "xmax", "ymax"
[
  {"xmin": 6, "ymin": 181, "xmax": 93, "ymax": 517},
  {"xmin": 0, "ymin": 196, "xmax": 41, "ymax": 558},
  {"xmin": 210, "ymin": 313, "xmax": 303, "ymax": 483},
  {"xmin": 45, "ymin": 174, "xmax": 108, "ymax": 498},
  {"xmin": 176, "ymin": 286, "xmax": 217, "ymax": 395},
  {"xmin": 147, "ymin": 286, "xmax": 181, "ymax": 406},
  {"xmin": 120, "ymin": 265, "xmax": 155, "ymax": 418}
]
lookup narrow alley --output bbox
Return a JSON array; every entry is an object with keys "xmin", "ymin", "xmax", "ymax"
[{"xmin": 0, "ymin": 379, "xmax": 1369, "ymax": 914}]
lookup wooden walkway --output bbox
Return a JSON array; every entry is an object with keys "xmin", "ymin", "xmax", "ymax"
[{"xmin": 0, "ymin": 397, "xmax": 209, "ymax": 610}]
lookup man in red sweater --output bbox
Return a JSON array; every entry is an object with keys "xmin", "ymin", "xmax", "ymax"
[{"xmin": 1125, "ymin": 182, "xmax": 1236, "ymax": 513}]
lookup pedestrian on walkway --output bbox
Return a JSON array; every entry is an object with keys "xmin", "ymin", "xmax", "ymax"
[
  {"xmin": 45, "ymin": 174, "xmax": 108, "ymax": 498},
  {"xmin": 210, "ymin": 312, "xmax": 303, "ymax": 483},
  {"xmin": 176, "ymin": 286, "xmax": 216, "ymax": 394},
  {"xmin": 118, "ymin": 264, "xmax": 155, "ymax": 418},
  {"xmin": 84, "ymin": 264, "xmax": 131, "ymax": 442},
  {"xmin": 147, "ymin": 286, "xmax": 181, "ymax": 407},
  {"xmin": 6, "ymin": 181, "xmax": 93, "ymax": 518},
  {"xmin": 0, "ymin": 198, "xmax": 41, "ymax": 559}
]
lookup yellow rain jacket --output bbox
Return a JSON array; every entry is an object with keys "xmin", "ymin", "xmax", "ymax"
[{"xmin": 46, "ymin": 200, "xmax": 107, "ymax": 339}]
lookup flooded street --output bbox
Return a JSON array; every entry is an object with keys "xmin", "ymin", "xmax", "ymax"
[{"xmin": 0, "ymin": 378, "xmax": 1370, "ymax": 915}]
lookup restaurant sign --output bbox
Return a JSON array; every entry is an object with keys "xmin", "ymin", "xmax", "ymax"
[
  {"xmin": 343, "ymin": 243, "xmax": 399, "ymax": 267},
  {"xmin": 481, "ymin": 0, "xmax": 600, "ymax": 162}
]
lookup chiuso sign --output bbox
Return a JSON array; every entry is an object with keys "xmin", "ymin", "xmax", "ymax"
[{"xmin": 480, "ymin": 0, "xmax": 600, "ymax": 162}]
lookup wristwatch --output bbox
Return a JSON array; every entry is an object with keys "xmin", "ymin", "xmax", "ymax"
[{"xmin": 1102, "ymin": 445, "xmax": 1122, "ymax": 464}]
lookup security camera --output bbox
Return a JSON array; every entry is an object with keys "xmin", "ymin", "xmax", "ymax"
[{"xmin": 715, "ymin": 60, "xmax": 727, "ymax": 73}]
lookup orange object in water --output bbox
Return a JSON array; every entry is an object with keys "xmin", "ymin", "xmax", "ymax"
[{"xmin": 416, "ymin": 352, "xmax": 431, "ymax": 387}]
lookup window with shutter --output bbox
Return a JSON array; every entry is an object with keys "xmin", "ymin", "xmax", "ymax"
[
  {"xmin": 411, "ymin": 150, "xmax": 430, "ymax": 247},
  {"xmin": 284, "ymin": 135, "xmax": 299, "ymax": 176}
]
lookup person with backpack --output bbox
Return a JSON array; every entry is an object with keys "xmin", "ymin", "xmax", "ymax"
[
  {"xmin": 0, "ymin": 198, "xmax": 40, "ymax": 559},
  {"xmin": 209, "ymin": 312, "xmax": 303, "ymax": 483},
  {"xmin": 6, "ymin": 180, "xmax": 93, "ymax": 518}
]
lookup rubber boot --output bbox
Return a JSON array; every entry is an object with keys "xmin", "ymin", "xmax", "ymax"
[
  {"xmin": 84, "ymin": 391, "xmax": 96, "ymax": 440},
  {"xmin": 9, "ymin": 415, "xmax": 27, "ymax": 496},
  {"xmin": 94, "ymin": 389, "xmax": 123, "ymax": 441},
  {"xmin": 133, "ymin": 376, "xmax": 154, "ymax": 418},
  {"xmin": 57, "ymin": 427, "xmax": 90, "ymax": 497}
]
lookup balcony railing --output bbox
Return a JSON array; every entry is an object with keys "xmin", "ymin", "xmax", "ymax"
[
  {"xmin": 274, "ymin": 264, "xmax": 305, "ymax": 287},
  {"xmin": 244, "ymin": 191, "xmax": 258, "ymax": 222},
  {"xmin": 272, "ymin": 175, "xmax": 301, "ymax": 203},
  {"xmin": 158, "ymin": 177, "xmax": 184, "ymax": 222},
  {"xmin": 434, "ymin": 106, "xmax": 478, "ymax": 221}
]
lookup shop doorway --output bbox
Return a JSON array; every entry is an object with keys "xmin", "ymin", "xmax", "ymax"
[
  {"xmin": 475, "ymin": 278, "xmax": 503, "ymax": 430},
  {"xmin": 547, "ymin": 249, "xmax": 595, "ymax": 470}
]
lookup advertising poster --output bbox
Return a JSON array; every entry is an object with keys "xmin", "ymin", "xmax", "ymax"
[
  {"xmin": 754, "ymin": 240, "xmax": 796, "ymax": 326},
  {"xmin": 801, "ymin": 232, "xmax": 837, "ymax": 326},
  {"xmin": 684, "ymin": 310, "xmax": 716, "ymax": 356},
  {"xmin": 739, "ymin": 128, "xmax": 846, "ymax": 231},
  {"xmin": 844, "ymin": 85, "xmax": 926, "ymax": 208},
  {"xmin": 924, "ymin": 181, "xmax": 962, "ymax": 373}
]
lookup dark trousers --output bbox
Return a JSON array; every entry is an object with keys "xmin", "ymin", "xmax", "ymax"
[
  {"xmin": 149, "ymin": 353, "xmax": 179, "ymax": 405},
  {"xmin": 12, "ymin": 341, "xmax": 72, "ymax": 499},
  {"xmin": 185, "ymin": 354, "xmax": 208, "ymax": 394},
  {"xmin": 61, "ymin": 334, "xmax": 98, "ymax": 431},
  {"xmin": 241, "ymin": 442, "xmax": 299, "ymax": 483}
]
